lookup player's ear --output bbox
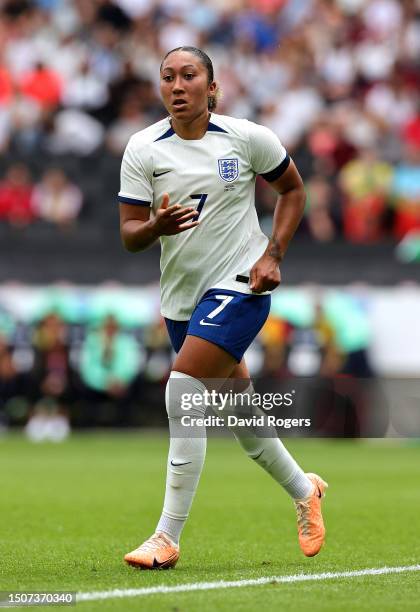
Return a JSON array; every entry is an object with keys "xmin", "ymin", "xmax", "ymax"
[{"xmin": 208, "ymin": 80, "xmax": 217, "ymax": 96}]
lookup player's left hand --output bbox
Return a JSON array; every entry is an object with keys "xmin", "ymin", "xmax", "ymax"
[{"xmin": 249, "ymin": 254, "xmax": 281, "ymax": 293}]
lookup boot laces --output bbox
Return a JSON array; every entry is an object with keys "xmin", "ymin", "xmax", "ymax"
[
  {"xmin": 139, "ymin": 533, "xmax": 171, "ymax": 552},
  {"xmin": 295, "ymin": 500, "xmax": 311, "ymax": 537}
]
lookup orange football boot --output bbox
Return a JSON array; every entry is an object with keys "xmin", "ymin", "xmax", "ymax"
[
  {"xmin": 294, "ymin": 473, "xmax": 328, "ymax": 557},
  {"xmin": 124, "ymin": 532, "xmax": 180, "ymax": 569}
]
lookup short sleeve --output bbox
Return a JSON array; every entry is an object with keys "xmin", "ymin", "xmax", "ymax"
[
  {"xmin": 248, "ymin": 121, "xmax": 290, "ymax": 182},
  {"xmin": 118, "ymin": 139, "xmax": 153, "ymax": 207}
]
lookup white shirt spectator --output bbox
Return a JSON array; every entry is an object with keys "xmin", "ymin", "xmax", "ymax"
[
  {"xmin": 5, "ymin": 39, "xmax": 40, "ymax": 78},
  {"xmin": 403, "ymin": 19, "xmax": 420, "ymax": 62},
  {"xmin": 50, "ymin": 37, "xmax": 88, "ymax": 82},
  {"xmin": 355, "ymin": 38, "xmax": 397, "ymax": 82},
  {"xmin": 321, "ymin": 47, "xmax": 356, "ymax": 87},
  {"xmin": 46, "ymin": 110, "xmax": 104, "ymax": 156},
  {"xmin": 158, "ymin": 18, "xmax": 199, "ymax": 52},
  {"xmin": 261, "ymin": 86, "xmax": 324, "ymax": 149},
  {"xmin": 114, "ymin": 0, "xmax": 154, "ymax": 19},
  {"xmin": 31, "ymin": 169, "xmax": 83, "ymax": 226},
  {"xmin": 64, "ymin": 63, "xmax": 109, "ymax": 109},
  {"xmin": 362, "ymin": 0, "xmax": 402, "ymax": 38},
  {"xmin": 365, "ymin": 84, "xmax": 417, "ymax": 130}
]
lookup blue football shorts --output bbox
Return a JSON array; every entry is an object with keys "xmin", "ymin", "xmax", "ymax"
[{"xmin": 165, "ymin": 288, "xmax": 271, "ymax": 363}]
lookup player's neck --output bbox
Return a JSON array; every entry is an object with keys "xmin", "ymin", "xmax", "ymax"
[{"xmin": 170, "ymin": 110, "xmax": 210, "ymax": 140}]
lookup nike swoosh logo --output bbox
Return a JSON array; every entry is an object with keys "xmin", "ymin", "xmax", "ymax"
[
  {"xmin": 170, "ymin": 460, "xmax": 192, "ymax": 467},
  {"xmin": 153, "ymin": 170, "xmax": 171, "ymax": 177},
  {"xmin": 199, "ymin": 319, "xmax": 221, "ymax": 327}
]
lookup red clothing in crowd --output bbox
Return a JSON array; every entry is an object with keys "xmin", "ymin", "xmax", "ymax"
[
  {"xmin": 402, "ymin": 116, "xmax": 420, "ymax": 150},
  {"xmin": 342, "ymin": 195, "xmax": 386, "ymax": 243},
  {"xmin": 0, "ymin": 66, "xmax": 13, "ymax": 105},
  {"xmin": 0, "ymin": 181, "xmax": 34, "ymax": 225},
  {"xmin": 20, "ymin": 66, "xmax": 62, "ymax": 108}
]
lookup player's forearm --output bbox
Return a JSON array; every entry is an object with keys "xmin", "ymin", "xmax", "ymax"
[
  {"xmin": 265, "ymin": 185, "xmax": 306, "ymax": 263},
  {"xmin": 120, "ymin": 219, "xmax": 159, "ymax": 252}
]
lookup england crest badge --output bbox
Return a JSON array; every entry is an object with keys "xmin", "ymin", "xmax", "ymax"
[{"xmin": 218, "ymin": 158, "xmax": 239, "ymax": 182}]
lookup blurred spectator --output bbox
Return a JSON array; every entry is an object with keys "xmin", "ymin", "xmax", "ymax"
[
  {"xmin": 89, "ymin": 21, "xmax": 124, "ymax": 84},
  {"xmin": 0, "ymin": 333, "xmax": 26, "ymax": 429},
  {"xmin": 25, "ymin": 311, "xmax": 73, "ymax": 440},
  {"xmin": 106, "ymin": 60, "xmax": 147, "ymax": 118},
  {"xmin": 339, "ymin": 148, "xmax": 393, "ymax": 242},
  {"xmin": 365, "ymin": 73, "xmax": 417, "ymax": 132},
  {"xmin": 0, "ymin": 163, "xmax": 34, "ymax": 227},
  {"xmin": 63, "ymin": 59, "xmax": 109, "ymax": 110},
  {"xmin": 391, "ymin": 145, "xmax": 420, "ymax": 239},
  {"xmin": 158, "ymin": 13, "xmax": 199, "ymax": 51},
  {"xmin": 259, "ymin": 315, "xmax": 290, "ymax": 377},
  {"xmin": 319, "ymin": 38, "xmax": 356, "ymax": 101},
  {"xmin": 29, "ymin": 312, "xmax": 74, "ymax": 406},
  {"xmin": 312, "ymin": 303, "xmax": 342, "ymax": 377},
  {"xmin": 96, "ymin": 0, "xmax": 132, "ymax": 31},
  {"xmin": 142, "ymin": 318, "xmax": 171, "ymax": 382},
  {"xmin": 31, "ymin": 168, "xmax": 83, "ymax": 228},
  {"xmin": 402, "ymin": 114, "xmax": 420, "ymax": 151},
  {"xmin": 45, "ymin": 109, "xmax": 104, "ymax": 155},
  {"xmin": 19, "ymin": 62, "xmax": 62, "ymax": 109},
  {"xmin": 106, "ymin": 95, "xmax": 147, "ymax": 155},
  {"xmin": 305, "ymin": 175, "xmax": 338, "ymax": 242},
  {"xmin": 307, "ymin": 117, "xmax": 357, "ymax": 174},
  {"xmin": 260, "ymin": 74, "xmax": 324, "ymax": 150},
  {"xmin": 286, "ymin": 305, "xmax": 341, "ymax": 378},
  {"xmin": 79, "ymin": 315, "xmax": 141, "ymax": 424},
  {"xmin": 49, "ymin": 34, "xmax": 88, "ymax": 82},
  {"xmin": 0, "ymin": 105, "xmax": 11, "ymax": 152},
  {"xmin": 8, "ymin": 88, "xmax": 43, "ymax": 152}
]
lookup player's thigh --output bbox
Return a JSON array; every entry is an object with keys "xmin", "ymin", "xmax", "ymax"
[
  {"xmin": 230, "ymin": 360, "xmax": 249, "ymax": 379},
  {"xmin": 172, "ymin": 335, "xmax": 237, "ymax": 379}
]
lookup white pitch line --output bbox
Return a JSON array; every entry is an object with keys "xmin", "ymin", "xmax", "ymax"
[{"xmin": 77, "ymin": 564, "xmax": 420, "ymax": 603}]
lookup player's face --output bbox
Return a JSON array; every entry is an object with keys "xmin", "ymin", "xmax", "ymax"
[{"xmin": 160, "ymin": 51, "xmax": 216, "ymax": 122}]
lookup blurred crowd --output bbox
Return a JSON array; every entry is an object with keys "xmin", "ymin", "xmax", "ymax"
[
  {"xmin": 0, "ymin": 0, "xmax": 419, "ymax": 241},
  {"xmin": 0, "ymin": 301, "xmax": 373, "ymax": 434},
  {"xmin": 0, "ymin": 163, "xmax": 82, "ymax": 228}
]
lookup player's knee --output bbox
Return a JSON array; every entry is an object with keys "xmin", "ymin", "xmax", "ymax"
[{"xmin": 165, "ymin": 370, "xmax": 207, "ymax": 419}]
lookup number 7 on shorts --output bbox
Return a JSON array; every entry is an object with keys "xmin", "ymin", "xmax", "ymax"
[{"xmin": 206, "ymin": 295, "xmax": 234, "ymax": 320}]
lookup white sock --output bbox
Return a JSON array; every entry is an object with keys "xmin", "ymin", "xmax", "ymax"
[
  {"xmin": 156, "ymin": 371, "xmax": 207, "ymax": 545},
  {"xmin": 226, "ymin": 383, "xmax": 313, "ymax": 500}
]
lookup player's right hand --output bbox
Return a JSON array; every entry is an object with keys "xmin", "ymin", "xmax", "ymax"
[{"xmin": 152, "ymin": 193, "xmax": 199, "ymax": 236}]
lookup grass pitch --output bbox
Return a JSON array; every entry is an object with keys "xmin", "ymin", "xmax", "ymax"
[{"xmin": 1, "ymin": 433, "xmax": 420, "ymax": 611}]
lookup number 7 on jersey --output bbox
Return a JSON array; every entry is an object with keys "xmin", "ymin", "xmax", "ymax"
[{"xmin": 190, "ymin": 194, "xmax": 208, "ymax": 218}]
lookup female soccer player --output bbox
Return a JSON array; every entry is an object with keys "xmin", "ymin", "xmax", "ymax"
[{"xmin": 119, "ymin": 47, "xmax": 327, "ymax": 569}]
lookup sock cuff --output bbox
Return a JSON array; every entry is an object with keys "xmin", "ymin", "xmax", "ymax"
[
  {"xmin": 170, "ymin": 370, "xmax": 195, "ymax": 379},
  {"xmin": 169, "ymin": 370, "xmax": 207, "ymax": 394}
]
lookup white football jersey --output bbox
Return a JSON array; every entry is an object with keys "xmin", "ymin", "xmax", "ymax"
[{"xmin": 118, "ymin": 113, "xmax": 289, "ymax": 320}]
